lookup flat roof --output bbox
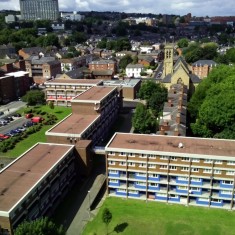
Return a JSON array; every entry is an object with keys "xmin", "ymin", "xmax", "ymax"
[
  {"xmin": 72, "ymin": 86, "xmax": 116, "ymax": 102},
  {"xmin": 5, "ymin": 71, "xmax": 29, "ymax": 77},
  {"xmin": 106, "ymin": 133, "xmax": 235, "ymax": 159},
  {"xmin": 45, "ymin": 79, "xmax": 103, "ymax": 85},
  {"xmin": 103, "ymin": 79, "xmax": 141, "ymax": 87},
  {"xmin": 46, "ymin": 113, "xmax": 100, "ymax": 137},
  {"xmin": 0, "ymin": 143, "xmax": 74, "ymax": 213}
]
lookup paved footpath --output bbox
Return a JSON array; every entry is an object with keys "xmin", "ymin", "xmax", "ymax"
[{"xmin": 66, "ymin": 173, "xmax": 106, "ymax": 235}]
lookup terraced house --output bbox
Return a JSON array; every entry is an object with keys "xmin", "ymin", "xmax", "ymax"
[{"xmin": 106, "ymin": 133, "xmax": 235, "ymax": 210}]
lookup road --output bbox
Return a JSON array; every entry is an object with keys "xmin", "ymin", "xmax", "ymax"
[{"xmin": 0, "ymin": 101, "xmax": 26, "ymax": 117}]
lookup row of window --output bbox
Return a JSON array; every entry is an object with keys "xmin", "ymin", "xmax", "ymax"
[
  {"xmin": 108, "ymin": 161, "xmax": 235, "ymax": 175},
  {"xmin": 109, "ymin": 152, "xmax": 235, "ymax": 165}
]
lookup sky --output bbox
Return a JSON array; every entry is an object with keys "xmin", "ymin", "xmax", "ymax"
[{"xmin": 0, "ymin": 0, "xmax": 234, "ymax": 17}]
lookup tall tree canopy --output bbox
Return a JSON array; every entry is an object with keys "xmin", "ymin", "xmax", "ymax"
[
  {"xmin": 189, "ymin": 65, "xmax": 235, "ymax": 139},
  {"xmin": 14, "ymin": 217, "xmax": 65, "ymax": 235}
]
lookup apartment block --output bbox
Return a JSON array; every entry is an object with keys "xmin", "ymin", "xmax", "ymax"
[
  {"xmin": 19, "ymin": 0, "xmax": 59, "ymax": 21},
  {"xmin": 192, "ymin": 60, "xmax": 217, "ymax": 79},
  {"xmin": 25, "ymin": 56, "xmax": 61, "ymax": 84},
  {"xmin": 44, "ymin": 79, "xmax": 103, "ymax": 106},
  {"xmin": 46, "ymin": 86, "xmax": 122, "ymax": 174},
  {"xmin": 88, "ymin": 60, "xmax": 117, "ymax": 73},
  {"xmin": 0, "ymin": 143, "xmax": 75, "ymax": 235},
  {"xmin": 106, "ymin": 133, "xmax": 235, "ymax": 210}
]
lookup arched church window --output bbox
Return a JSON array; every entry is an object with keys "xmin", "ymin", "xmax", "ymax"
[{"xmin": 177, "ymin": 78, "xmax": 183, "ymax": 84}]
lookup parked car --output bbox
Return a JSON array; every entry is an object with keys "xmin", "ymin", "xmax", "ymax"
[
  {"xmin": 0, "ymin": 134, "xmax": 10, "ymax": 139},
  {"xmin": 25, "ymin": 113, "xmax": 33, "ymax": 119},
  {"xmin": 12, "ymin": 113, "xmax": 22, "ymax": 118},
  {"xmin": 0, "ymin": 111, "xmax": 4, "ymax": 116},
  {"xmin": 16, "ymin": 126, "xmax": 26, "ymax": 132},
  {"xmin": 0, "ymin": 119, "xmax": 8, "ymax": 126},
  {"xmin": 5, "ymin": 132, "xmax": 15, "ymax": 137},
  {"xmin": 31, "ymin": 116, "xmax": 44, "ymax": 123},
  {"xmin": 23, "ymin": 121, "xmax": 34, "ymax": 127},
  {"xmin": 6, "ymin": 116, "xmax": 14, "ymax": 122}
]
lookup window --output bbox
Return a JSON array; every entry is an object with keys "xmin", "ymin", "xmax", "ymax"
[
  {"xmin": 139, "ymin": 154, "xmax": 147, "ymax": 158},
  {"xmin": 149, "ymin": 183, "xmax": 158, "ymax": 186},
  {"xmin": 108, "ymin": 151, "xmax": 115, "ymax": 155},
  {"xmin": 149, "ymin": 164, "xmax": 156, "ymax": 168},
  {"xmin": 221, "ymin": 190, "xmax": 232, "ymax": 195},
  {"xmin": 128, "ymin": 153, "xmax": 135, "ymax": 157},
  {"xmin": 139, "ymin": 163, "xmax": 147, "ymax": 168},
  {"xmin": 169, "ymin": 166, "xmax": 177, "ymax": 170},
  {"xmin": 204, "ymin": 159, "xmax": 213, "ymax": 163},
  {"xmin": 222, "ymin": 180, "xmax": 233, "ymax": 185},
  {"xmin": 190, "ymin": 187, "xmax": 200, "ymax": 191},
  {"xmin": 136, "ymin": 181, "xmax": 146, "ymax": 186},
  {"xmin": 149, "ymin": 155, "xmax": 156, "ymax": 159},
  {"xmin": 109, "ymin": 170, "xmax": 118, "ymax": 174},
  {"xmin": 109, "ymin": 179, "xmax": 118, "ymax": 183},
  {"xmin": 191, "ymin": 168, "xmax": 199, "ymax": 172},
  {"xmin": 157, "ymin": 193, "xmax": 167, "ymax": 196},
  {"xmin": 160, "ymin": 156, "xmax": 168, "ymax": 160},
  {"xmin": 117, "ymin": 188, "xmax": 126, "ymax": 192},
  {"xmin": 170, "ymin": 156, "xmax": 177, "ymax": 161},
  {"xmin": 119, "ymin": 152, "xmax": 126, "ymax": 156},
  {"xmin": 169, "ymin": 195, "xmax": 177, "ymax": 198},
  {"xmin": 129, "ymin": 190, "xmax": 138, "ymax": 194},
  {"xmin": 160, "ymin": 165, "xmax": 168, "ymax": 169},
  {"xmin": 203, "ymin": 168, "xmax": 212, "ymax": 173},
  {"xmin": 215, "ymin": 160, "xmax": 222, "ymax": 164},
  {"xmin": 178, "ymin": 186, "xmax": 188, "ymax": 190},
  {"xmin": 136, "ymin": 172, "xmax": 146, "ymax": 177},
  {"xmin": 178, "ymin": 176, "xmax": 188, "ymax": 181},
  {"xmin": 119, "ymin": 162, "xmax": 127, "ymax": 166},
  {"xmin": 108, "ymin": 161, "xmax": 115, "ymax": 165},
  {"xmin": 226, "ymin": 171, "xmax": 235, "ymax": 175},
  {"xmin": 199, "ymin": 198, "xmax": 209, "ymax": 202},
  {"xmin": 192, "ymin": 158, "xmax": 200, "ymax": 163},
  {"xmin": 181, "ymin": 167, "xmax": 189, "ymax": 171},
  {"xmin": 211, "ymin": 199, "xmax": 221, "ymax": 202},
  {"xmin": 191, "ymin": 178, "xmax": 201, "ymax": 182},
  {"xmin": 128, "ymin": 162, "xmax": 135, "ymax": 167},
  {"xmin": 182, "ymin": 157, "xmax": 190, "ymax": 162},
  {"xmin": 214, "ymin": 170, "xmax": 221, "ymax": 174},
  {"xmin": 149, "ymin": 174, "xmax": 158, "ymax": 178},
  {"xmin": 227, "ymin": 161, "xmax": 235, "ymax": 165}
]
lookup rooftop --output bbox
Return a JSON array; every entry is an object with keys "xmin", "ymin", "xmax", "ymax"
[
  {"xmin": 46, "ymin": 113, "xmax": 100, "ymax": 137},
  {"xmin": 103, "ymin": 79, "xmax": 141, "ymax": 87},
  {"xmin": 106, "ymin": 133, "xmax": 235, "ymax": 158},
  {"xmin": 45, "ymin": 79, "xmax": 103, "ymax": 86},
  {"xmin": 0, "ymin": 143, "xmax": 74, "ymax": 213},
  {"xmin": 72, "ymin": 86, "xmax": 116, "ymax": 102}
]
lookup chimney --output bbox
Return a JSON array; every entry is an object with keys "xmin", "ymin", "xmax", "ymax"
[
  {"xmin": 176, "ymin": 113, "xmax": 181, "ymax": 124},
  {"xmin": 5, "ymin": 63, "xmax": 14, "ymax": 73}
]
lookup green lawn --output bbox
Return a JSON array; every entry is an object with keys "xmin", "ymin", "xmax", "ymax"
[
  {"xmin": 0, "ymin": 105, "xmax": 71, "ymax": 158},
  {"xmin": 83, "ymin": 197, "xmax": 235, "ymax": 235}
]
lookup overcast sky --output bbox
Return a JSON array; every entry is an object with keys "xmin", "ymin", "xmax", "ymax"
[{"xmin": 0, "ymin": 0, "xmax": 234, "ymax": 17}]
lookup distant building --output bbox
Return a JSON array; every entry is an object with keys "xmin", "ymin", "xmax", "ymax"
[
  {"xmin": 19, "ymin": 0, "xmax": 59, "ymax": 21},
  {"xmin": 126, "ymin": 64, "xmax": 144, "ymax": 78},
  {"xmin": 192, "ymin": 60, "xmax": 217, "ymax": 79}
]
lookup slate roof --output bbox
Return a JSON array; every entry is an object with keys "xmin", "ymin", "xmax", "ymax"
[{"xmin": 192, "ymin": 60, "xmax": 217, "ymax": 66}]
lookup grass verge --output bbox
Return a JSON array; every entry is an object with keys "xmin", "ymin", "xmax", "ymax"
[
  {"xmin": 0, "ymin": 105, "xmax": 71, "ymax": 158},
  {"xmin": 82, "ymin": 197, "xmax": 235, "ymax": 235}
]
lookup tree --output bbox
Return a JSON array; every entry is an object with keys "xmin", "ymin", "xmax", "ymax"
[
  {"xmin": 132, "ymin": 103, "xmax": 157, "ymax": 134},
  {"xmin": 14, "ymin": 217, "xmax": 65, "ymax": 235},
  {"xmin": 102, "ymin": 208, "xmax": 112, "ymax": 235},
  {"xmin": 137, "ymin": 80, "xmax": 161, "ymax": 100},
  {"xmin": 189, "ymin": 65, "xmax": 235, "ymax": 139},
  {"xmin": 49, "ymin": 101, "xmax": 54, "ymax": 109},
  {"xmin": 22, "ymin": 90, "xmax": 46, "ymax": 106},
  {"xmin": 119, "ymin": 54, "xmax": 133, "ymax": 70},
  {"xmin": 177, "ymin": 38, "xmax": 189, "ymax": 48}
]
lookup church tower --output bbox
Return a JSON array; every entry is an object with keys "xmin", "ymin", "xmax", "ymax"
[{"xmin": 163, "ymin": 44, "xmax": 174, "ymax": 77}]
